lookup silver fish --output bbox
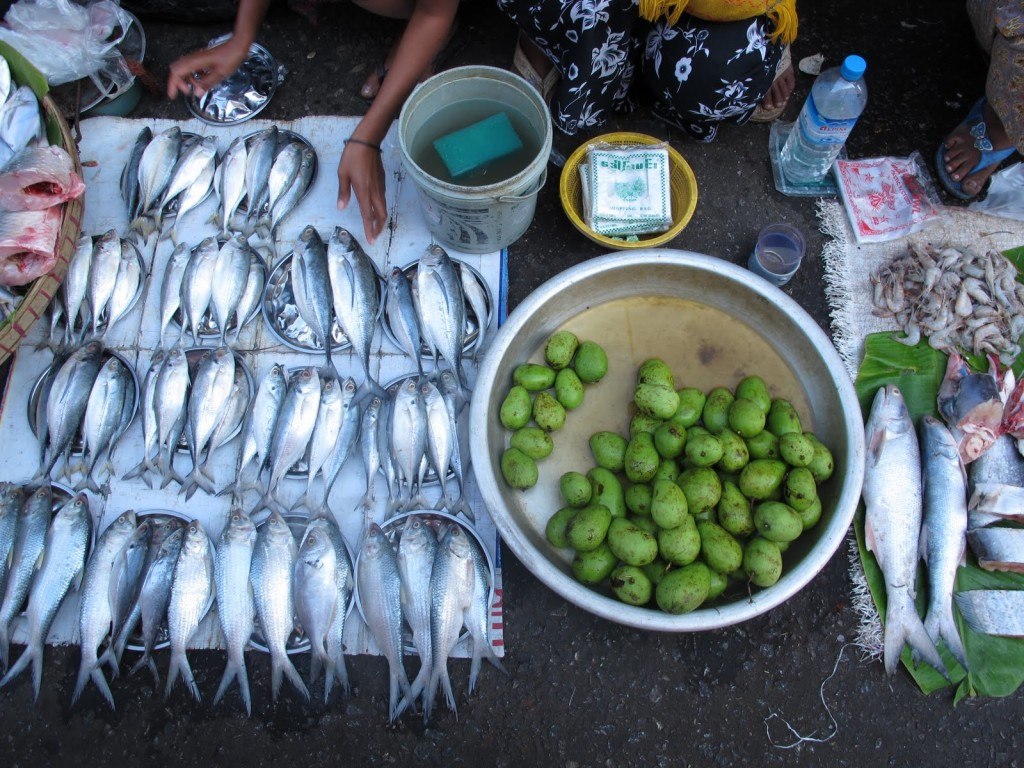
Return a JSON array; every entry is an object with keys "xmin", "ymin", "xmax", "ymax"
[
  {"xmin": 264, "ymin": 142, "xmax": 302, "ymax": 229},
  {"xmin": 160, "ymin": 135, "xmax": 218, "ymax": 238},
  {"xmin": 251, "ymin": 510, "xmax": 309, "ymax": 702},
  {"xmin": 38, "ymin": 341, "xmax": 105, "ymax": 481},
  {"xmin": 0, "ymin": 484, "xmax": 24, "ymax": 602},
  {"xmin": 244, "ymin": 126, "xmax": 278, "ymax": 218},
  {"xmin": 211, "ymin": 234, "xmax": 251, "ymax": 346},
  {"xmin": 425, "ymin": 523, "xmax": 475, "ymax": 723},
  {"xmin": 397, "ymin": 515, "xmax": 436, "ymax": 710},
  {"xmin": 937, "ymin": 353, "xmax": 1002, "ymax": 464},
  {"xmin": 101, "ymin": 519, "xmax": 153, "ymax": 675},
  {"xmin": 291, "ymin": 226, "xmax": 335, "ymax": 369},
  {"xmin": 165, "ymin": 520, "xmax": 215, "ymax": 701},
  {"xmin": 181, "ymin": 236, "xmax": 219, "ymax": 346},
  {"xmin": 216, "ymin": 135, "xmax": 248, "ymax": 235},
  {"xmin": 294, "ymin": 517, "xmax": 339, "ymax": 690},
  {"xmin": 154, "ymin": 347, "xmax": 190, "ymax": 488},
  {"xmin": 208, "ymin": 364, "xmax": 249, "ymax": 453},
  {"xmin": 62, "ymin": 234, "xmax": 93, "ymax": 344},
  {"xmin": 423, "ymin": 380, "xmax": 454, "ymax": 509},
  {"xmin": 129, "ymin": 526, "xmax": 184, "ymax": 684},
  {"xmin": 167, "ymin": 158, "xmax": 216, "ymax": 242},
  {"xmin": 467, "ymin": 537, "xmax": 504, "ymax": 694},
  {"xmin": 315, "ymin": 511, "xmax": 353, "ymax": 701},
  {"xmin": 327, "ymin": 227, "xmax": 383, "ymax": 394},
  {"xmin": 458, "ymin": 263, "xmax": 489, "ymax": 358},
  {"xmin": 270, "ymin": 146, "xmax": 315, "ymax": 236},
  {"xmin": 184, "ymin": 347, "xmax": 236, "ymax": 497},
  {"xmin": 78, "ymin": 355, "xmax": 131, "ymax": 493},
  {"xmin": 121, "ymin": 126, "xmax": 152, "ymax": 222},
  {"xmin": 135, "ymin": 126, "xmax": 182, "ymax": 221},
  {"xmin": 378, "ymin": 384, "xmax": 398, "ymax": 508},
  {"xmin": 0, "ymin": 493, "xmax": 90, "ymax": 699},
  {"xmin": 437, "ymin": 369, "xmax": 473, "ymax": 522},
  {"xmin": 237, "ymin": 363, "xmax": 287, "ymax": 481},
  {"xmin": 955, "ymin": 590, "xmax": 1024, "ymax": 637},
  {"xmin": 0, "ymin": 58, "xmax": 9, "ymax": 108},
  {"xmin": 863, "ymin": 385, "xmax": 945, "ymax": 675},
  {"xmin": 72, "ymin": 510, "xmax": 137, "ymax": 708},
  {"xmin": 102, "ymin": 240, "xmax": 142, "ymax": 338},
  {"xmin": 0, "ymin": 86, "xmax": 42, "ymax": 168},
  {"xmin": 124, "ymin": 353, "xmax": 165, "ymax": 484},
  {"xmin": 158, "ymin": 242, "xmax": 191, "ymax": 347},
  {"xmin": 213, "ymin": 508, "xmax": 257, "ymax": 715},
  {"xmin": 88, "ymin": 231, "xmax": 122, "ymax": 336},
  {"xmin": 358, "ymin": 396, "xmax": 383, "ymax": 518},
  {"xmin": 968, "ymin": 528, "xmax": 1024, "ymax": 573},
  {"xmin": 299, "ymin": 374, "xmax": 344, "ymax": 508},
  {"xmin": 357, "ymin": 523, "xmax": 410, "ymax": 722},
  {"xmin": 315, "ymin": 377, "xmax": 360, "ymax": 514},
  {"xmin": 920, "ymin": 417, "xmax": 969, "ymax": 670},
  {"xmin": 263, "ymin": 368, "xmax": 321, "ymax": 511},
  {"xmin": 0, "ymin": 485, "xmax": 51, "ymax": 670},
  {"xmin": 416, "ymin": 244, "xmax": 467, "ymax": 391},
  {"xmin": 390, "ymin": 379, "xmax": 428, "ymax": 512},
  {"xmin": 386, "ymin": 267, "xmax": 424, "ymax": 376},
  {"xmin": 32, "ymin": 356, "xmax": 58, "ymax": 472},
  {"xmin": 230, "ymin": 257, "xmax": 264, "ymax": 346}
]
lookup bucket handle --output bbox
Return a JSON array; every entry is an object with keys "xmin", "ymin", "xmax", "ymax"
[{"xmin": 495, "ymin": 167, "xmax": 548, "ymax": 203}]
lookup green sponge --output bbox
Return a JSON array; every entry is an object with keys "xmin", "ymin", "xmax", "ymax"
[{"xmin": 433, "ymin": 112, "xmax": 523, "ymax": 179}]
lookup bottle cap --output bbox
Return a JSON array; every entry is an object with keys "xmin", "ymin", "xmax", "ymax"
[{"xmin": 841, "ymin": 55, "xmax": 867, "ymax": 81}]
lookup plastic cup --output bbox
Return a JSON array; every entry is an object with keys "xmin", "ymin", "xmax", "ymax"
[{"xmin": 747, "ymin": 223, "xmax": 806, "ymax": 287}]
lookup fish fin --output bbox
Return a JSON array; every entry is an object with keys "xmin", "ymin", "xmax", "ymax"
[
  {"xmin": 121, "ymin": 458, "xmax": 151, "ymax": 481},
  {"xmin": 213, "ymin": 656, "xmax": 252, "ymax": 716},
  {"xmin": 73, "ymin": 658, "xmax": 115, "ymax": 710},
  {"xmin": 325, "ymin": 651, "xmax": 349, "ymax": 702},
  {"xmin": 283, "ymin": 655, "xmax": 310, "ymax": 701},
  {"xmin": 406, "ymin": 658, "xmax": 430, "ymax": 710},
  {"xmin": 449, "ymin": 497, "xmax": 476, "ymax": 524},
  {"xmin": 863, "ymin": 516, "xmax": 879, "ymax": 562},
  {"xmin": 918, "ymin": 524, "xmax": 929, "ymax": 563},
  {"xmin": 98, "ymin": 644, "xmax": 120, "ymax": 679},
  {"xmin": 165, "ymin": 650, "xmax": 201, "ymax": 702},
  {"xmin": 0, "ymin": 642, "xmax": 34, "ymax": 690},
  {"xmin": 129, "ymin": 652, "xmax": 159, "ymax": 686},
  {"xmin": 469, "ymin": 632, "xmax": 506, "ymax": 695},
  {"xmin": 925, "ymin": 604, "xmax": 968, "ymax": 671},
  {"xmin": 884, "ymin": 591, "xmax": 946, "ymax": 678},
  {"xmin": 0, "ymin": 626, "xmax": 9, "ymax": 671}
]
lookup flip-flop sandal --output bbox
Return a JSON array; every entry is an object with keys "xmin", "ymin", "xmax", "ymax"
[
  {"xmin": 360, "ymin": 62, "xmax": 388, "ymax": 102},
  {"xmin": 750, "ymin": 44, "xmax": 792, "ymax": 124},
  {"xmin": 511, "ymin": 33, "xmax": 559, "ymax": 104},
  {"xmin": 935, "ymin": 97, "xmax": 1018, "ymax": 200}
]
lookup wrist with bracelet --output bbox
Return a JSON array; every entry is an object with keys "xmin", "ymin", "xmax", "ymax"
[{"xmin": 344, "ymin": 137, "xmax": 382, "ymax": 153}]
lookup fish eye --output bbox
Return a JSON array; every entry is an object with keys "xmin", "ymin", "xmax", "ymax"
[
  {"xmin": 231, "ymin": 513, "xmax": 240, "ymax": 522},
  {"xmin": 189, "ymin": 525, "xmax": 197, "ymax": 534},
  {"xmin": 307, "ymin": 534, "xmax": 317, "ymax": 545}
]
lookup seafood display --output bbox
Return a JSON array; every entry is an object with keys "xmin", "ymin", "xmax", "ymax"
[{"xmin": 871, "ymin": 243, "xmax": 1024, "ymax": 365}]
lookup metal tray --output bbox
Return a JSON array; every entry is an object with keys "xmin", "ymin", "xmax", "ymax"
[
  {"xmin": 186, "ymin": 37, "xmax": 286, "ymax": 125},
  {"xmin": 381, "ymin": 258, "xmax": 493, "ymax": 358}
]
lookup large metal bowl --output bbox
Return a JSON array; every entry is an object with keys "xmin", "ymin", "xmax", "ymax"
[{"xmin": 469, "ymin": 250, "xmax": 865, "ymax": 632}]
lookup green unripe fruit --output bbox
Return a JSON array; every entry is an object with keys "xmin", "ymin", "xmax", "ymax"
[
  {"xmin": 607, "ymin": 518, "xmax": 659, "ymax": 567},
  {"xmin": 767, "ymin": 399, "xmax": 802, "ymax": 436},
  {"xmin": 706, "ymin": 568, "xmax": 729, "ymax": 601},
  {"xmin": 610, "ymin": 565, "xmax": 653, "ymax": 605},
  {"xmin": 589, "ymin": 431, "xmax": 628, "ymax": 472},
  {"xmin": 587, "ymin": 467, "xmax": 626, "ymax": 518},
  {"xmin": 509, "ymin": 427, "xmax": 553, "ymax": 460},
  {"xmin": 782, "ymin": 467, "xmax": 817, "ymax": 512},
  {"xmin": 572, "ymin": 543, "xmax": 617, "ymax": 584},
  {"xmin": 798, "ymin": 496, "xmax": 823, "ymax": 531},
  {"xmin": 630, "ymin": 413, "xmax": 664, "ymax": 438},
  {"xmin": 653, "ymin": 422, "xmax": 687, "ymax": 459},
  {"xmin": 634, "ymin": 383, "xmax": 681, "ymax": 420},
  {"xmin": 559, "ymin": 471, "xmax": 592, "ymax": 508},
  {"xmin": 629, "ymin": 515, "xmax": 659, "ymax": 535},
  {"xmin": 701, "ymin": 387, "xmax": 735, "ymax": 434},
  {"xmin": 738, "ymin": 459, "xmax": 788, "ymax": 500},
  {"xmin": 671, "ymin": 388, "xmax": 707, "ymax": 428},
  {"xmin": 625, "ymin": 483, "xmax": 653, "ymax": 516},
  {"xmin": 499, "ymin": 386, "xmax": 532, "ymax": 430},
  {"xmin": 697, "ymin": 521, "xmax": 743, "ymax": 575},
  {"xmin": 656, "ymin": 562, "xmax": 711, "ymax": 614},
  {"xmin": 677, "ymin": 467, "xmax": 723, "ymax": 519},
  {"xmin": 573, "ymin": 341, "xmax": 608, "ymax": 383},
  {"xmin": 753, "ymin": 501, "xmax": 803, "ymax": 543},
  {"xmin": 532, "ymin": 391, "xmax": 566, "ymax": 432},
  {"xmin": 554, "ymin": 368, "xmax": 585, "ymax": 410},
  {"xmin": 641, "ymin": 558, "xmax": 670, "ymax": 585},
  {"xmin": 735, "ymin": 375, "xmax": 771, "ymax": 414},
  {"xmin": 567, "ymin": 504, "xmax": 612, "ymax": 551},
  {"xmin": 716, "ymin": 428, "xmax": 750, "ymax": 474},
  {"xmin": 805, "ymin": 433, "xmax": 835, "ymax": 483},
  {"xmin": 653, "ymin": 458, "xmax": 681, "ymax": 483},
  {"xmin": 728, "ymin": 398, "xmax": 766, "ymax": 438},
  {"xmin": 743, "ymin": 538, "xmax": 783, "ymax": 587},
  {"xmin": 624, "ymin": 432, "xmax": 660, "ymax": 483},
  {"xmin": 658, "ymin": 514, "xmax": 701, "ymax": 566},
  {"xmin": 650, "ymin": 479, "xmax": 689, "ymax": 529},
  {"xmin": 684, "ymin": 429, "xmax": 723, "ymax": 468},
  {"xmin": 545, "ymin": 507, "xmax": 578, "ymax": 548},
  {"xmin": 746, "ymin": 430, "xmax": 781, "ymax": 460},
  {"xmin": 501, "ymin": 448, "xmax": 538, "ymax": 489},
  {"xmin": 513, "ymin": 363, "xmax": 556, "ymax": 391},
  {"xmin": 717, "ymin": 480, "xmax": 755, "ymax": 538},
  {"xmin": 637, "ymin": 358, "xmax": 675, "ymax": 389},
  {"xmin": 544, "ymin": 330, "xmax": 580, "ymax": 369},
  {"xmin": 779, "ymin": 432, "xmax": 815, "ymax": 467}
]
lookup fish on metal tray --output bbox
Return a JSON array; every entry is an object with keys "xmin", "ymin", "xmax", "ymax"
[
  {"xmin": 0, "ymin": 484, "xmax": 25, "ymax": 603},
  {"xmin": 291, "ymin": 226, "xmax": 335, "ymax": 370},
  {"xmin": 296, "ymin": 373, "xmax": 344, "ymax": 510},
  {"xmin": 467, "ymin": 535, "xmax": 504, "ymax": 694},
  {"xmin": 396, "ymin": 514, "xmax": 436, "ymax": 713},
  {"xmin": 130, "ymin": 525, "xmax": 185, "ymax": 685},
  {"xmin": 214, "ymin": 135, "xmax": 248, "ymax": 235},
  {"xmin": 386, "ymin": 266, "xmax": 424, "ymax": 377},
  {"xmin": 0, "ymin": 484, "xmax": 50, "ymax": 670},
  {"xmin": 134, "ymin": 126, "xmax": 182, "ymax": 234},
  {"xmin": 165, "ymin": 520, "xmax": 215, "ymax": 701},
  {"xmin": 261, "ymin": 367, "xmax": 320, "ymax": 514},
  {"xmin": 211, "ymin": 234, "xmax": 251, "ymax": 346},
  {"xmin": 233, "ymin": 362, "xmax": 287, "ymax": 492},
  {"xmin": 416, "ymin": 244, "xmax": 468, "ymax": 393},
  {"xmin": 213, "ymin": 508, "xmax": 257, "ymax": 715},
  {"xmin": 183, "ymin": 347, "xmax": 236, "ymax": 498},
  {"xmin": 153, "ymin": 347, "xmax": 191, "ymax": 489},
  {"xmin": 315, "ymin": 377, "xmax": 360, "ymax": 515},
  {"xmin": 101, "ymin": 518, "xmax": 157, "ymax": 674},
  {"xmin": 313, "ymin": 510, "xmax": 353, "ymax": 701},
  {"xmin": 121, "ymin": 126, "xmax": 152, "ymax": 222},
  {"xmin": 294, "ymin": 516, "xmax": 339, "ymax": 692},
  {"xmin": 88, "ymin": 230, "xmax": 122, "ymax": 337},
  {"xmin": 77, "ymin": 355, "xmax": 133, "ymax": 494},
  {"xmin": 181, "ymin": 236, "xmax": 219, "ymax": 347}
]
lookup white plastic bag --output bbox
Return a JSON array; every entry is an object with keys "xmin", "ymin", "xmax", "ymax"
[
  {"xmin": 0, "ymin": 0, "xmax": 134, "ymax": 93},
  {"xmin": 969, "ymin": 162, "xmax": 1024, "ymax": 222}
]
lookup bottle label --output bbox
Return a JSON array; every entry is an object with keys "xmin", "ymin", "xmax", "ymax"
[{"xmin": 798, "ymin": 95, "xmax": 858, "ymax": 146}]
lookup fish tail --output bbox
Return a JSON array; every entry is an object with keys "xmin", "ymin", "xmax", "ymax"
[
  {"xmin": 884, "ymin": 591, "xmax": 946, "ymax": 677},
  {"xmin": 389, "ymin": 671, "xmax": 402, "ymax": 724},
  {"xmin": 469, "ymin": 633, "xmax": 506, "ymax": 695},
  {"xmin": 282, "ymin": 654, "xmax": 311, "ymax": 702},
  {"xmin": 213, "ymin": 655, "xmax": 252, "ymax": 716},
  {"xmin": 98, "ymin": 643, "xmax": 120, "ymax": 679},
  {"xmin": 925, "ymin": 604, "xmax": 968, "ymax": 671},
  {"xmin": 121, "ymin": 458, "xmax": 151, "ymax": 482},
  {"xmin": 449, "ymin": 496, "xmax": 476, "ymax": 524},
  {"xmin": 0, "ymin": 625, "xmax": 9, "ymax": 671},
  {"xmin": 407, "ymin": 659, "xmax": 430, "ymax": 710},
  {"xmin": 422, "ymin": 667, "xmax": 439, "ymax": 725},
  {"xmin": 0, "ymin": 641, "xmax": 34, "ymax": 691},
  {"xmin": 325, "ymin": 650, "xmax": 349, "ymax": 703},
  {"xmin": 74, "ymin": 658, "xmax": 115, "ymax": 709},
  {"xmin": 129, "ymin": 652, "xmax": 160, "ymax": 687},
  {"xmin": 165, "ymin": 650, "xmax": 201, "ymax": 702}
]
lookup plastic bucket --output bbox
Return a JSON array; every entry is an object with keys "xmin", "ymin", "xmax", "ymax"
[{"xmin": 398, "ymin": 65, "xmax": 552, "ymax": 254}]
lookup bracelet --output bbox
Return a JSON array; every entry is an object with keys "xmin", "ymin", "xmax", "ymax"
[{"xmin": 344, "ymin": 138, "xmax": 382, "ymax": 153}]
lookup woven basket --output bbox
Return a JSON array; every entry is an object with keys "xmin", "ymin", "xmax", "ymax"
[
  {"xmin": 0, "ymin": 44, "xmax": 84, "ymax": 365},
  {"xmin": 559, "ymin": 132, "xmax": 698, "ymax": 250}
]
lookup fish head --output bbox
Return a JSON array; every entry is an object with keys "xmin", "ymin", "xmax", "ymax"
[
  {"xmin": 442, "ymin": 523, "xmax": 472, "ymax": 559},
  {"xmin": 60, "ymin": 492, "xmax": 90, "ymax": 522},
  {"xmin": 342, "ymin": 377, "xmax": 358, "ymax": 402},
  {"xmin": 400, "ymin": 515, "xmax": 433, "ymax": 551},
  {"xmin": 149, "ymin": 350, "xmax": 167, "ymax": 370},
  {"xmin": 96, "ymin": 229, "xmax": 119, "ymax": 248},
  {"xmin": 214, "ymin": 346, "xmax": 233, "ymax": 364},
  {"xmin": 299, "ymin": 225, "xmax": 319, "ymax": 245},
  {"xmin": 183, "ymin": 520, "xmax": 208, "ymax": 553},
  {"xmin": 225, "ymin": 507, "xmax": 256, "ymax": 542},
  {"xmin": 27, "ymin": 484, "xmax": 52, "ymax": 510},
  {"xmin": 0, "ymin": 482, "xmax": 24, "ymax": 507},
  {"xmin": 158, "ymin": 527, "xmax": 185, "ymax": 558},
  {"xmin": 330, "ymin": 226, "xmax": 356, "ymax": 250},
  {"xmin": 422, "ymin": 244, "xmax": 446, "ymax": 267},
  {"xmin": 81, "ymin": 340, "xmax": 104, "ymax": 358},
  {"xmin": 262, "ymin": 510, "xmax": 292, "ymax": 542},
  {"xmin": 299, "ymin": 522, "xmax": 334, "ymax": 566},
  {"xmin": 361, "ymin": 523, "xmax": 390, "ymax": 559},
  {"xmin": 128, "ymin": 520, "xmax": 153, "ymax": 551},
  {"xmin": 110, "ymin": 509, "xmax": 138, "ymax": 533}
]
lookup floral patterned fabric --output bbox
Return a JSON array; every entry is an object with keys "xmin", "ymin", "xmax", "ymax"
[
  {"xmin": 498, "ymin": 0, "xmax": 784, "ymax": 141},
  {"xmin": 968, "ymin": 0, "xmax": 1024, "ymax": 153}
]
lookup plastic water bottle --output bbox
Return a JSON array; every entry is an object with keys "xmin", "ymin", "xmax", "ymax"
[{"xmin": 779, "ymin": 55, "xmax": 868, "ymax": 184}]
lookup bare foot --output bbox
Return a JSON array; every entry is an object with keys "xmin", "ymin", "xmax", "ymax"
[
  {"xmin": 760, "ymin": 62, "xmax": 794, "ymax": 111},
  {"xmin": 942, "ymin": 101, "xmax": 1013, "ymax": 197},
  {"xmin": 359, "ymin": 24, "xmax": 456, "ymax": 101}
]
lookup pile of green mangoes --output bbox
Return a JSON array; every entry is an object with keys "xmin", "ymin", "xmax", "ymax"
[
  {"xmin": 545, "ymin": 358, "xmax": 835, "ymax": 614},
  {"xmin": 499, "ymin": 331, "xmax": 608, "ymax": 489}
]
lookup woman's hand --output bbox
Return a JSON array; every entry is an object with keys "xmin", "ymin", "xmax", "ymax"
[
  {"xmin": 337, "ymin": 141, "xmax": 388, "ymax": 245},
  {"xmin": 167, "ymin": 37, "xmax": 251, "ymax": 99}
]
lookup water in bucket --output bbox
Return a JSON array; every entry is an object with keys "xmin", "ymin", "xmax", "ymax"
[{"xmin": 410, "ymin": 98, "xmax": 541, "ymax": 187}]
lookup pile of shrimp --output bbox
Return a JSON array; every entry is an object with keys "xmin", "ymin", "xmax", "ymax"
[{"xmin": 870, "ymin": 243, "xmax": 1024, "ymax": 365}]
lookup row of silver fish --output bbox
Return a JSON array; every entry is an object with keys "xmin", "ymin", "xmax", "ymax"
[
  {"xmin": 159, "ymin": 234, "xmax": 264, "ymax": 348},
  {"xmin": 872, "ymin": 243, "xmax": 1024, "ymax": 365},
  {"xmin": 33, "ymin": 341, "xmax": 135, "ymax": 493},
  {"xmin": 46, "ymin": 230, "xmax": 143, "ymax": 351},
  {"xmin": 359, "ymin": 517, "xmax": 502, "ymax": 723}
]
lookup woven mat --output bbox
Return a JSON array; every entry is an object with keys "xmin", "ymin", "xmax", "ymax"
[{"xmin": 818, "ymin": 201, "xmax": 1024, "ymax": 379}]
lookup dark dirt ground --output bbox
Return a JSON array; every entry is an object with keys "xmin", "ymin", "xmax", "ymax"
[{"xmin": 2, "ymin": 1, "xmax": 1023, "ymax": 766}]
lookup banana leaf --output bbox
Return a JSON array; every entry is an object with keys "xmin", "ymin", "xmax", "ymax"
[{"xmin": 854, "ymin": 332, "xmax": 1024, "ymax": 699}]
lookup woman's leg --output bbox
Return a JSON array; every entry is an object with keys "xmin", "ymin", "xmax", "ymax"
[
  {"xmin": 639, "ymin": 14, "xmax": 783, "ymax": 141},
  {"xmin": 498, "ymin": 0, "xmax": 641, "ymax": 135}
]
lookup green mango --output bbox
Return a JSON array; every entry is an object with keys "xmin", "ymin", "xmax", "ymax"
[
  {"xmin": 641, "ymin": 558, "xmax": 670, "ymax": 586},
  {"xmin": 753, "ymin": 501, "xmax": 803, "ymax": 543},
  {"xmin": 567, "ymin": 504, "xmax": 612, "ymax": 552},
  {"xmin": 798, "ymin": 496, "xmax": 823, "ymax": 530},
  {"xmin": 572, "ymin": 543, "xmax": 618, "ymax": 584},
  {"xmin": 634, "ymin": 383, "xmax": 681, "ymax": 420},
  {"xmin": 501, "ymin": 448, "xmax": 538, "ymax": 489},
  {"xmin": 697, "ymin": 521, "xmax": 743, "ymax": 575},
  {"xmin": 513, "ymin": 363, "xmax": 556, "ymax": 391},
  {"xmin": 555, "ymin": 368, "xmax": 585, "ymax": 410},
  {"xmin": 624, "ymin": 432, "xmax": 660, "ymax": 483},
  {"xmin": 767, "ymin": 399, "xmax": 802, "ymax": 436},
  {"xmin": 509, "ymin": 427, "xmax": 553, "ymax": 460},
  {"xmin": 735, "ymin": 375, "xmax": 771, "ymax": 414},
  {"xmin": 782, "ymin": 467, "xmax": 817, "ymax": 512},
  {"xmin": 499, "ymin": 386, "xmax": 532, "ymax": 430},
  {"xmin": 717, "ymin": 480, "xmax": 755, "ymax": 538},
  {"xmin": 533, "ymin": 391, "xmax": 566, "ymax": 432},
  {"xmin": 607, "ymin": 518, "xmax": 659, "ymax": 567},
  {"xmin": 684, "ymin": 429, "xmax": 723, "ymax": 468},
  {"xmin": 545, "ymin": 330, "xmax": 580, "ymax": 370},
  {"xmin": 625, "ymin": 483, "xmax": 653, "ymax": 516},
  {"xmin": 745, "ymin": 430, "xmax": 781, "ymax": 460},
  {"xmin": 716, "ymin": 428, "xmax": 750, "ymax": 474},
  {"xmin": 727, "ymin": 398, "xmax": 766, "ymax": 438},
  {"xmin": 573, "ymin": 341, "xmax": 608, "ymax": 383},
  {"xmin": 637, "ymin": 358, "xmax": 675, "ymax": 389},
  {"xmin": 629, "ymin": 515, "xmax": 659, "ymax": 535},
  {"xmin": 656, "ymin": 562, "xmax": 711, "ymax": 614},
  {"xmin": 559, "ymin": 471, "xmax": 592, "ymax": 508},
  {"xmin": 706, "ymin": 568, "xmax": 729, "ymax": 601},
  {"xmin": 587, "ymin": 467, "xmax": 627, "ymax": 518},
  {"xmin": 677, "ymin": 467, "xmax": 722, "ymax": 519},
  {"xmin": 738, "ymin": 459, "xmax": 787, "ymax": 500},
  {"xmin": 779, "ymin": 432, "xmax": 815, "ymax": 468},
  {"xmin": 805, "ymin": 432, "xmax": 835, "ymax": 483},
  {"xmin": 589, "ymin": 431, "xmax": 628, "ymax": 472},
  {"xmin": 653, "ymin": 457, "xmax": 681, "ymax": 483},
  {"xmin": 671, "ymin": 388, "xmax": 707, "ymax": 428},
  {"xmin": 650, "ymin": 479, "xmax": 689, "ymax": 529},
  {"xmin": 701, "ymin": 387, "xmax": 735, "ymax": 434},
  {"xmin": 657, "ymin": 514, "xmax": 701, "ymax": 566},
  {"xmin": 610, "ymin": 565, "xmax": 653, "ymax": 606},
  {"xmin": 630, "ymin": 413, "xmax": 665, "ymax": 438},
  {"xmin": 545, "ymin": 507, "xmax": 578, "ymax": 548},
  {"xmin": 653, "ymin": 422, "xmax": 687, "ymax": 459},
  {"xmin": 743, "ymin": 538, "xmax": 783, "ymax": 587}
]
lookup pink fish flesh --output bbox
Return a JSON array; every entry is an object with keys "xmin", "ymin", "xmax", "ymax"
[
  {"xmin": 937, "ymin": 352, "xmax": 1003, "ymax": 463},
  {"xmin": 0, "ymin": 206, "xmax": 60, "ymax": 286},
  {"xmin": 0, "ymin": 145, "xmax": 84, "ymax": 212}
]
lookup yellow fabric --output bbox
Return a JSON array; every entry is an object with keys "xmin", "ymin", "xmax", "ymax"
[{"xmin": 637, "ymin": 0, "xmax": 798, "ymax": 45}]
